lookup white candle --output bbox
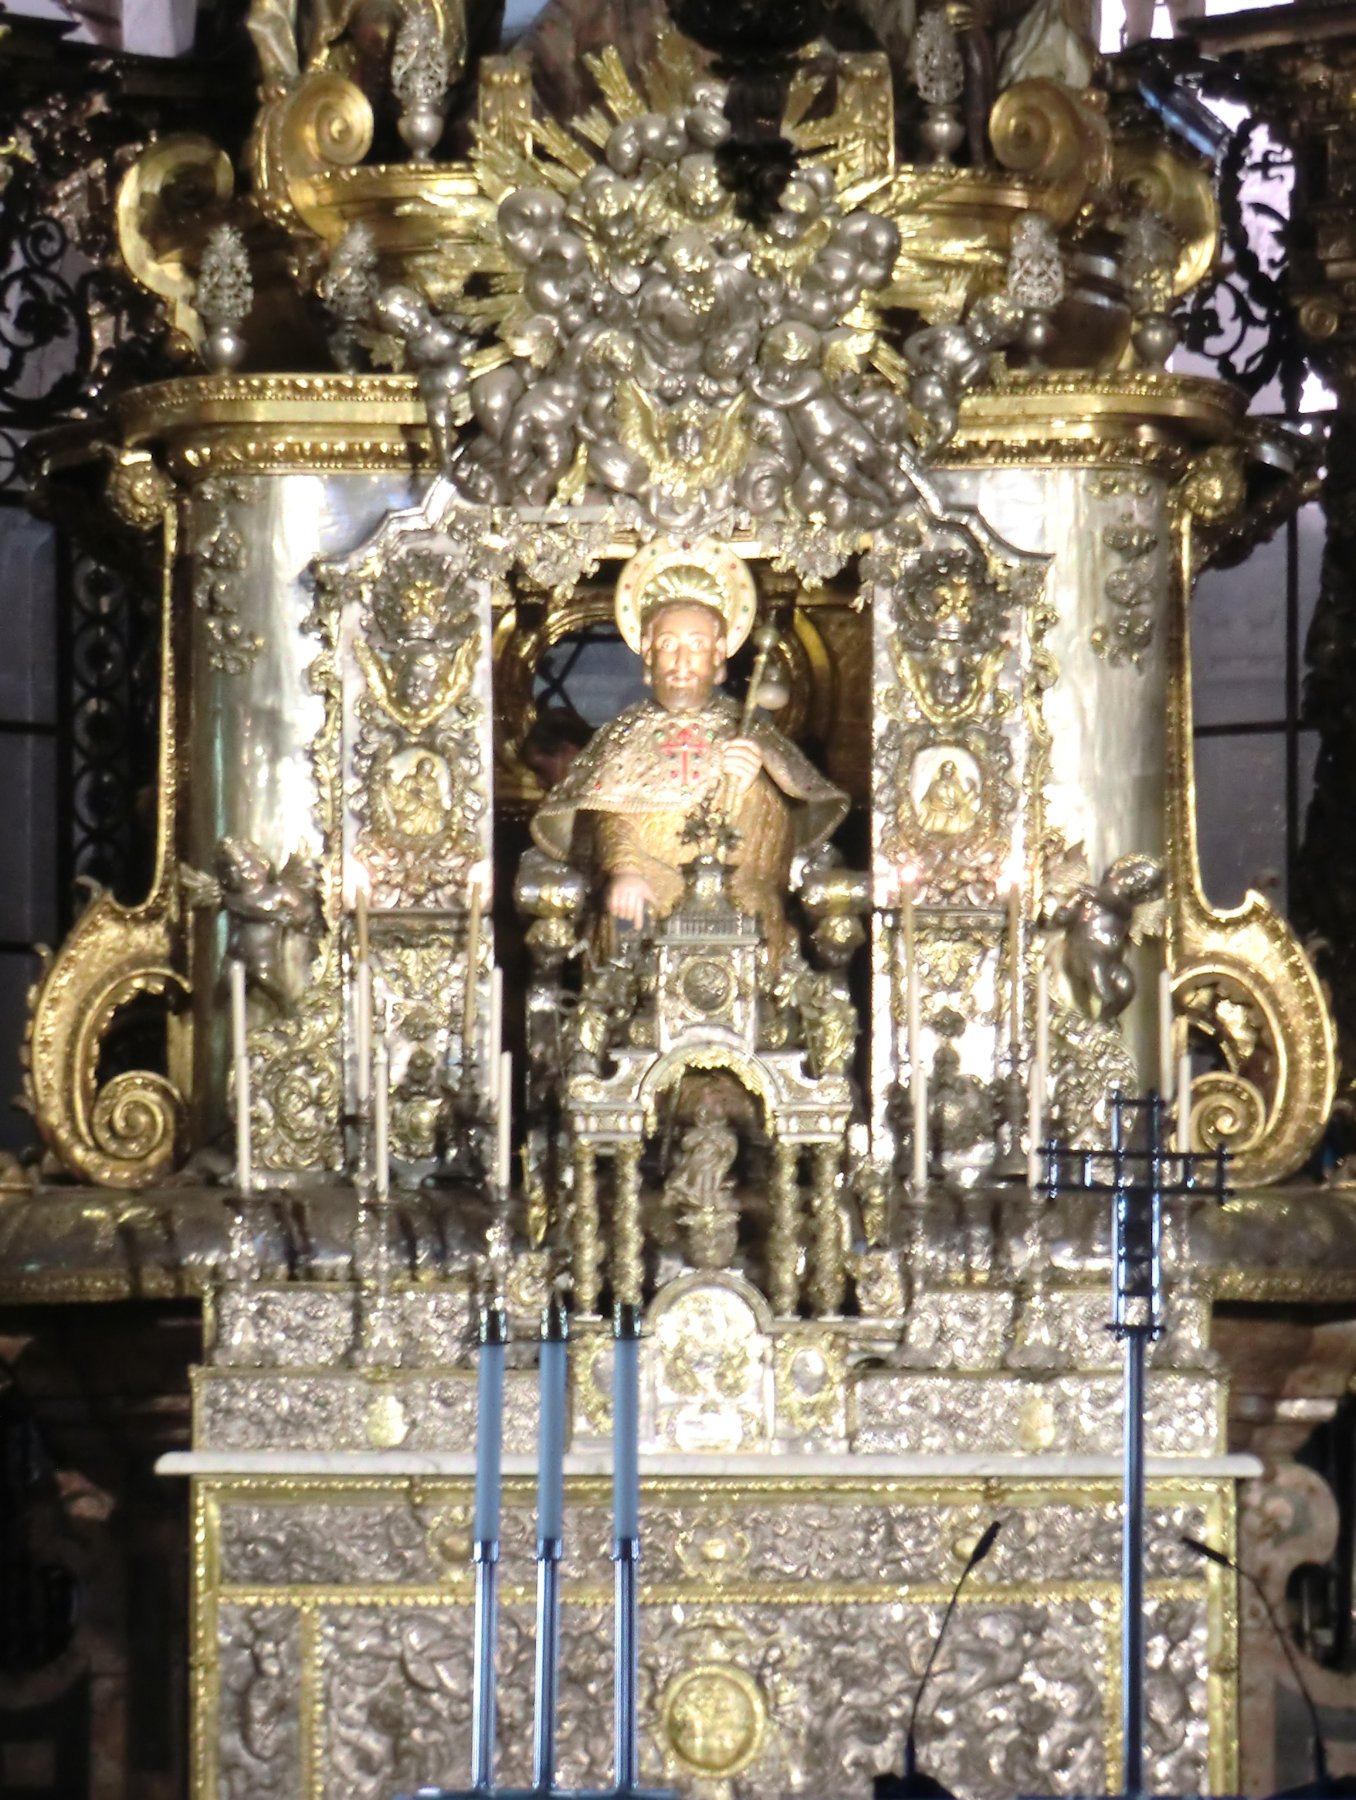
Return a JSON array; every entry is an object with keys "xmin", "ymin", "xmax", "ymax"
[
  {"xmin": 1028, "ymin": 958, "xmax": 1050, "ymax": 1189},
  {"xmin": 473, "ymin": 1305, "xmax": 507, "ymax": 1545},
  {"xmin": 230, "ymin": 958, "xmax": 253, "ymax": 1193},
  {"xmin": 911, "ymin": 1054, "xmax": 928, "ymax": 1191},
  {"xmin": 354, "ymin": 880, "xmax": 372, "ymax": 1108},
  {"xmin": 1176, "ymin": 1048, "xmax": 1192, "ymax": 1158},
  {"xmin": 1026, "ymin": 1059, "xmax": 1045, "ymax": 1189},
  {"xmin": 488, "ymin": 966, "xmax": 503, "ymax": 1105},
  {"xmin": 374, "ymin": 1018, "xmax": 390, "ymax": 1201},
  {"xmin": 902, "ymin": 877, "xmax": 917, "ymax": 994},
  {"xmin": 903, "ymin": 880, "xmax": 927, "ymax": 1189},
  {"xmin": 462, "ymin": 881, "xmax": 482, "ymax": 1059},
  {"xmin": 497, "ymin": 1050, "xmax": 512, "ymax": 1190},
  {"xmin": 1157, "ymin": 966, "xmax": 1173, "ymax": 1101},
  {"xmin": 1007, "ymin": 880, "xmax": 1022, "ymax": 1056},
  {"xmin": 355, "ymin": 961, "xmax": 372, "ymax": 1108},
  {"xmin": 1035, "ymin": 958, "xmax": 1050, "ymax": 1105}
]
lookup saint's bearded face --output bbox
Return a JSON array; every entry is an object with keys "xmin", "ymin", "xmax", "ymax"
[{"xmin": 641, "ymin": 601, "xmax": 727, "ymax": 713}]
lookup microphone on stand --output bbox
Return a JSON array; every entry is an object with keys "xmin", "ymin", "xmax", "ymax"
[
  {"xmin": 1179, "ymin": 1534, "xmax": 1356, "ymax": 1798},
  {"xmin": 875, "ymin": 1520, "xmax": 1004, "ymax": 1800}
]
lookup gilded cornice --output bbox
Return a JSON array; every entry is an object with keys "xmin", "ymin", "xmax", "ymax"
[
  {"xmin": 107, "ymin": 369, "xmax": 1248, "ymax": 483},
  {"xmin": 949, "ymin": 374, "xmax": 1246, "ymax": 469}
]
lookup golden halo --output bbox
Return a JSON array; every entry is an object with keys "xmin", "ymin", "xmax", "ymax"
[{"xmin": 615, "ymin": 538, "xmax": 758, "ymax": 656}]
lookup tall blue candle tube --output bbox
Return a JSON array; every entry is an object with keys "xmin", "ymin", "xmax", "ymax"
[
  {"xmin": 532, "ymin": 1297, "xmax": 569, "ymax": 1795},
  {"xmin": 536, "ymin": 1297, "xmax": 569, "ymax": 1548},
  {"xmin": 470, "ymin": 1304, "xmax": 508, "ymax": 1792},
  {"xmin": 612, "ymin": 1303, "xmax": 642, "ymax": 1794},
  {"xmin": 612, "ymin": 1303, "xmax": 641, "ymax": 1545},
  {"xmin": 473, "ymin": 1305, "xmax": 507, "ymax": 1548}
]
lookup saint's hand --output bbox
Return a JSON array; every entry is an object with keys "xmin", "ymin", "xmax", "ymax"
[
  {"xmin": 607, "ymin": 873, "xmax": 655, "ymax": 929},
  {"xmin": 720, "ymin": 737, "xmax": 763, "ymax": 802}
]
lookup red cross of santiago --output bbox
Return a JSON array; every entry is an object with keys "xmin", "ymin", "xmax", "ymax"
[{"xmin": 658, "ymin": 721, "xmax": 710, "ymax": 787}]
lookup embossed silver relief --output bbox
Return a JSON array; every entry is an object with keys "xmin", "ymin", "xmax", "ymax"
[
  {"xmin": 208, "ymin": 1282, "xmax": 475, "ymax": 1370},
  {"xmin": 349, "ymin": 543, "xmax": 487, "ymax": 907},
  {"xmin": 867, "ymin": 518, "xmax": 1046, "ymax": 898},
  {"xmin": 218, "ymin": 1605, "xmax": 301, "ymax": 1800},
  {"xmin": 367, "ymin": 918, "xmax": 472, "ymax": 1162},
  {"xmin": 321, "ymin": 1606, "xmax": 474, "ymax": 1800},
  {"xmin": 205, "ymin": 1478, "xmax": 1220, "ymax": 1800},
  {"xmin": 197, "ymin": 1366, "xmax": 540, "ymax": 1452},
  {"xmin": 865, "ymin": 507, "xmax": 1048, "ymax": 1170},
  {"xmin": 300, "ymin": 1593, "xmax": 1199, "ymax": 1800},
  {"xmin": 193, "ymin": 478, "xmax": 263, "ymax": 674},
  {"xmin": 852, "ymin": 1368, "xmax": 1223, "ymax": 1456},
  {"xmin": 1090, "ymin": 474, "xmax": 1162, "ymax": 668},
  {"xmin": 247, "ymin": 950, "xmax": 346, "ymax": 1175},
  {"xmin": 304, "ymin": 490, "xmax": 506, "ymax": 1135}
]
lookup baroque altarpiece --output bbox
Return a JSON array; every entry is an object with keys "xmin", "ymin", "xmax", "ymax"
[{"xmin": 6, "ymin": 0, "xmax": 1355, "ymax": 1793}]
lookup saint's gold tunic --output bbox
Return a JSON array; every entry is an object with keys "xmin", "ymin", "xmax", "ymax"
[{"xmin": 531, "ymin": 695, "xmax": 847, "ymax": 959}]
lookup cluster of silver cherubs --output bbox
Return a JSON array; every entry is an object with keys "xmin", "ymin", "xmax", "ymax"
[
  {"xmin": 301, "ymin": 75, "xmax": 1067, "ymax": 533},
  {"xmin": 190, "ymin": 72, "xmax": 1082, "ymax": 523}
]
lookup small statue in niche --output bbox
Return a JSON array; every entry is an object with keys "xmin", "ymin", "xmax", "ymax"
[
  {"xmin": 181, "ymin": 837, "xmax": 323, "ymax": 1011},
  {"xmin": 1041, "ymin": 849, "xmax": 1165, "ymax": 1021},
  {"xmin": 664, "ymin": 1101, "xmax": 741, "ymax": 1269},
  {"xmin": 530, "ymin": 538, "xmax": 846, "ymax": 963}
]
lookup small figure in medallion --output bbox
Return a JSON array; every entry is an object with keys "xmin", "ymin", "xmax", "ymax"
[
  {"xmin": 916, "ymin": 755, "xmax": 981, "ymax": 836},
  {"xmin": 530, "ymin": 540, "xmax": 846, "ymax": 959},
  {"xmin": 387, "ymin": 752, "xmax": 448, "ymax": 839}
]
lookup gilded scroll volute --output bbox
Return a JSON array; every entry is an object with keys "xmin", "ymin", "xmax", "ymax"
[
  {"xmin": 989, "ymin": 78, "xmax": 1114, "ymax": 226},
  {"xmin": 1168, "ymin": 498, "xmax": 1336, "ymax": 1184},
  {"xmin": 251, "ymin": 68, "xmax": 376, "ymax": 242},
  {"xmin": 243, "ymin": 0, "xmax": 474, "ymax": 245},
  {"xmin": 25, "ymin": 889, "xmax": 189, "ymax": 1189},
  {"xmin": 114, "ymin": 135, "xmax": 237, "ymax": 353},
  {"xmin": 24, "ymin": 510, "xmax": 192, "ymax": 1191}
]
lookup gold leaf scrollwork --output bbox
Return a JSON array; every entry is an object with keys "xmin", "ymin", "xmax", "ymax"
[
  {"xmin": 1188, "ymin": 1068, "xmax": 1268, "ymax": 1157},
  {"xmin": 988, "ymin": 79, "xmax": 1113, "ymax": 227},
  {"xmin": 26, "ymin": 892, "xmax": 188, "ymax": 1189},
  {"xmin": 254, "ymin": 70, "xmax": 375, "ymax": 240},
  {"xmin": 105, "ymin": 450, "xmax": 175, "ymax": 532},
  {"xmin": 1169, "ymin": 522, "xmax": 1336, "ymax": 1183},
  {"xmin": 114, "ymin": 134, "xmax": 236, "ymax": 350}
]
